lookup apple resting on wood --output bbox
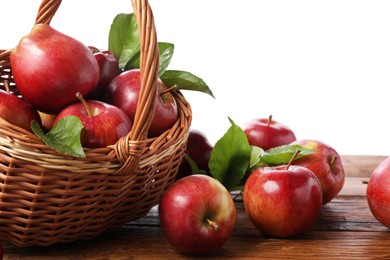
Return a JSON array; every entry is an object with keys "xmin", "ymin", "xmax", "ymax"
[
  {"xmin": 243, "ymin": 150, "xmax": 323, "ymax": 238},
  {"xmin": 102, "ymin": 69, "xmax": 178, "ymax": 137},
  {"xmin": 243, "ymin": 115, "xmax": 297, "ymax": 151},
  {"xmin": 159, "ymin": 174, "xmax": 236, "ymax": 254},
  {"xmin": 10, "ymin": 24, "xmax": 100, "ymax": 114},
  {"xmin": 291, "ymin": 139, "xmax": 345, "ymax": 205}
]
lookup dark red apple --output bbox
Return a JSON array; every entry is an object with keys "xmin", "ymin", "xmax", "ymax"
[
  {"xmin": 176, "ymin": 130, "xmax": 213, "ymax": 180},
  {"xmin": 54, "ymin": 93, "xmax": 132, "ymax": 148},
  {"xmin": 159, "ymin": 174, "xmax": 237, "ymax": 254},
  {"xmin": 243, "ymin": 115, "xmax": 297, "ymax": 151},
  {"xmin": 10, "ymin": 24, "xmax": 100, "ymax": 114},
  {"xmin": 88, "ymin": 46, "xmax": 121, "ymax": 99},
  {"xmin": 291, "ymin": 139, "xmax": 345, "ymax": 205},
  {"xmin": 101, "ymin": 69, "xmax": 178, "ymax": 137},
  {"xmin": 0, "ymin": 89, "xmax": 41, "ymax": 132},
  {"xmin": 243, "ymin": 155, "xmax": 323, "ymax": 238},
  {"xmin": 367, "ymin": 156, "xmax": 390, "ymax": 228}
]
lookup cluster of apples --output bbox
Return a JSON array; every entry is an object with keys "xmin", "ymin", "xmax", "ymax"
[
  {"xmin": 158, "ymin": 115, "xmax": 346, "ymax": 254},
  {"xmin": 1, "ymin": 23, "xmax": 178, "ymax": 149}
]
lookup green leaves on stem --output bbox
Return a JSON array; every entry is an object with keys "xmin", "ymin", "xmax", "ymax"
[{"xmin": 208, "ymin": 118, "xmax": 315, "ymax": 191}]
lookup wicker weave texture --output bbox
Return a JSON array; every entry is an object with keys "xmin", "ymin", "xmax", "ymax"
[{"xmin": 0, "ymin": 0, "xmax": 191, "ymax": 247}]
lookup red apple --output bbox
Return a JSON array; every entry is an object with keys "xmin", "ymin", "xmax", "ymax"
[
  {"xmin": 101, "ymin": 69, "xmax": 178, "ymax": 137},
  {"xmin": 367, "ymin": 156, "xmax": 390, "ymax": 228},
  {"xmin": 54, "ymin": 93, "xmax": 132, "ymax": 148},
  {"xmin": 10, "ymin": 24, "xmax": 100, "ymax": 114},
  {"xmin": 88, "ymin": 46, "xmax": 121, "ymax": 99},
  {"xmin": 176, "ymin": 130, "xmax": 213, "ymax": 180},
  {"xmin": 0, "ymin": 89, "xmax": 41, "ymax": 132},
  {"xmin": 291, "ymin": 139, "xmax": 345, "ymax": 205},
  {"xmin": 243, "ymin": 115, "xmax": 297, "ymax": 151},
  {"xmin": 159, "ymin": 174, "xmax": 236, "ymax": 254},
  {"xmin": 243, "ymin": 161, "xmax": 323, "ymax": 238}
]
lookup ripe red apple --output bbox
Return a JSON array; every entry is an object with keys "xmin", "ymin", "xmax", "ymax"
[
  {"xmin": 10, "ymin": 24, "xmax": 100, "ymax": 114},
  {"xmin": 243, "ymin": 115, "xmax": 297, "ymax": 151},
  {"xmin": 54, "ymin": 93, "xmax": 132, "ymax": 148},
  {"xmin": 291, "ymin": 139, "xmax": 345, "ymax": 205},
  {"xmin": 159, "ymin": 174, "xmax": 237, "ymax": 254},
  {"xmin": 0, "ymin": 89, "xmax": 41, "ymax": 132},
  {"xmin": 88, "ymin": 46, "xmax": 121, "ymax": 99},
  {"xmin": 176, "ymin": 130, "xmax": 213, "ymax": 180},
  {"xmin": 243, "ymin": 161, "xmax": 323, "ymax": 238},
  {"xmin": 367, "ymin": 156, "xmax": 390, "ymax": 228},
  {"xmin": 101, "ymin": 69, "xmax": 178, "ymax": 137}
]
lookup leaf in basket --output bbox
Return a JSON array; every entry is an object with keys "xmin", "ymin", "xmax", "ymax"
[
  {"xmin": 31, "ymin": 116, "xmax": 86, "ymax": 158},
  {"xmin": 161, "ymin": 70, "xmax": 214, "ymax": 98},
  {"xmin": 108, "ymin": 13, "xmax": 140, "ymax": 70},
  {"xmin": 209, "ymin": 118, "xmax": 251, "ymax": 190},
  {"xmin": 124, "ymin": 42, "xmax": 175, "ymax": 77}
]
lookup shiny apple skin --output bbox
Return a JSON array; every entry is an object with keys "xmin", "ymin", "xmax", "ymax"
[
  {"xmin": 0, "ymin": 89, "xmax": 41, "ymax": 132},
  {"xmin": 292, "ymin": 139, "xmax": 345, "ymax": 205},
  {"xmin": 159, "ymin": 174, "xmax": 236, "ymax": 254},
  {"xmin": 10, "ymin": 24, "xmax": 100, "ymax": 114},
  {"xmin": 243, "ymin": 165, "xmax": 323, "ymax": 238},
  {"xmin": 102, "ymin": 69, "xmax": 178, "ymax": 137},
  {"xmin": 243, "ymin": 117, "xmax": 297, "ymax": 151},
  {"xmin": 367, "ymin": 156, "xmax": 390, "ymax": 228},
  {"xmin": 54, "ymin": 100, "xmax": 132, "ymax": 148}
]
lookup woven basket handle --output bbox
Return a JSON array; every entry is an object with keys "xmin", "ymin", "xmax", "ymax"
[{"xmin": 34, "ymin": 0, "xmax": 160, "ymax": 170}]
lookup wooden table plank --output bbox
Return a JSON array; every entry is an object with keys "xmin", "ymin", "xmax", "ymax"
[{"xmin": 2, "ymin": 155, "xmax": 390, "ymax": 259}]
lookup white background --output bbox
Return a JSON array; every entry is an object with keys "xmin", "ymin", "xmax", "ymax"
[{"xmin": 2, "ymin": 0, "xmax": 390, "ymax": 156}]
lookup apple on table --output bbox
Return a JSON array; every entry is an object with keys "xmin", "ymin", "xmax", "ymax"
[
  {"xmin": 159, "ymin": 174, "xmax": 236, "ymax": 254},
  {"xmin": 291, "ymin": 139, "xmax": 345, "ymax": 205},
  {"xmin": 243, "ymin": 115, "xmax": 297, "ymax": 151}
]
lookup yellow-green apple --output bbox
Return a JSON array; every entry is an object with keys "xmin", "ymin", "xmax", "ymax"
[
  {"xmin": 291, "ymin": 139, "xmax": 345, "ymax": 204},
  {"xmin": 159, "ymin": 174, "xmax": 236, "ymax": 254},
  {"xmin": 0, "ymin": 89, "xmax": 41, "ymax": 132},
  {"xmin": 101, "ymin": 69, "xmax": 178, "ymax": 137},
  {"xmin": 176, "ymin": 130, "xmax": 213, "ymax": 180},
  {"xmin": 88, "ymin": 46, "xmax": 121, "ymax": 99},
  {"xmin": 243, "ymin": 115, "xmax": 297, "ymax": 150},
  {"xmin": 243, "ymin": 161, "xmax": 322, "ymax": 238},
  {"xmin": 54, "ymin": 93, "xmax": 132, "ymax": 148},
  {"xmin": 10, "ymin": 24, "xmax": 100, "ymax": 114},
  {"xmin": 367, "ymin": 156, "xmax": 390, "ymax": 228}
]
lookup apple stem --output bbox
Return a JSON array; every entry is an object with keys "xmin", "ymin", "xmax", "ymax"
[
  {"xmin": 286, "ymin": 148, "xmax": 301, "ymax": 171},
  {"xmin": 267, "ymin": 114, "xmax": 273, "ymax": 127},
  {"xmin": 330, "ymin": 156, "xmax": 337, "ymax": 165},
  {"xmin": 76, "ymin": 92, "xmax": 93, "ymax": 117},
  {"xmin": 206, "ymin": 218, "xmax": 219, "ymax": 230},
  {"xmin": 160, "ymin": 85, "xmax": 178, "ymax": 96},
  {"xmin": 3, "ymin": 80, "xmax": 10, "ymax": 93}
]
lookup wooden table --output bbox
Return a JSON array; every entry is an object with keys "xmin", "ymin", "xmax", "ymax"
[{"xmin": 3, "ymin": 155, "xmax": 390, "ymax": 259}]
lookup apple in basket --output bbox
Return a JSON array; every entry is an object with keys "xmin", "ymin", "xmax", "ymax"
[
  {"xmin": 159, "ymin": 174, "xmax": 237, "ymax": 254},
  {"xmin": 10, "ymin": 24, "xmax": 100, "ymax": 114},
  {"xmin": 101, "ymin": 69, "xmax": 178, "ymax": 137},
  {"xmin": 243, "ymin": 115, "xmax": 297, "ymax": 151},
  {"xmin": 0, "ymin": 89, "xmax": 41, "ymax": 132},
  {"xmin": 54, "ymin": 93, "xmax": 132, "ymax": 148}
]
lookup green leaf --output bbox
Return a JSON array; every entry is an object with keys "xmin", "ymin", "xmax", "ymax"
[
  {"xmin": 161, "ymin": 70, "xmax": 214, "ymax": 98},
  {"xmin": 124, "ymin": 42, "xmax": 175, "ymax": 77},
  {"xmin": 31, "ymin": 116, "xmax": 85, "ymax": 158},
  {"xmin": 209, "ymin": 118, "xmax": 251, "ymax": 190},
  {"xmin": 108, "ymin": 13, "xmax": 140, "ymax": 70},
  {"xmin": 260, "ymin": 144, "xmax": 315, "ymax": 166}
]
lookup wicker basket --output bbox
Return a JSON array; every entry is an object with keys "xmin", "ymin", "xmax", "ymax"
[{"xmin": 0, "ymin": 0, "xmax": 191, "ymax": 247}]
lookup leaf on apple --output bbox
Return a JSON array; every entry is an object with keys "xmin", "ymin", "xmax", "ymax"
[
  {"xmin": 260, "ymin": 144, "xmax": 315, "ymax": 166},
  {"xmin": 31, "ymin": 116, "xmax": 86, "ymax": 158},
  {"xmin": 108, "ymin": 13, "xmax": 140, "ymax": 70},
  {"xmin": 161, "ymin": 70, "xmax": 214, "ymax": 98},
  {"xmin": 209, "ymin": 118, "xmax": 251, "ymax": 190}
]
